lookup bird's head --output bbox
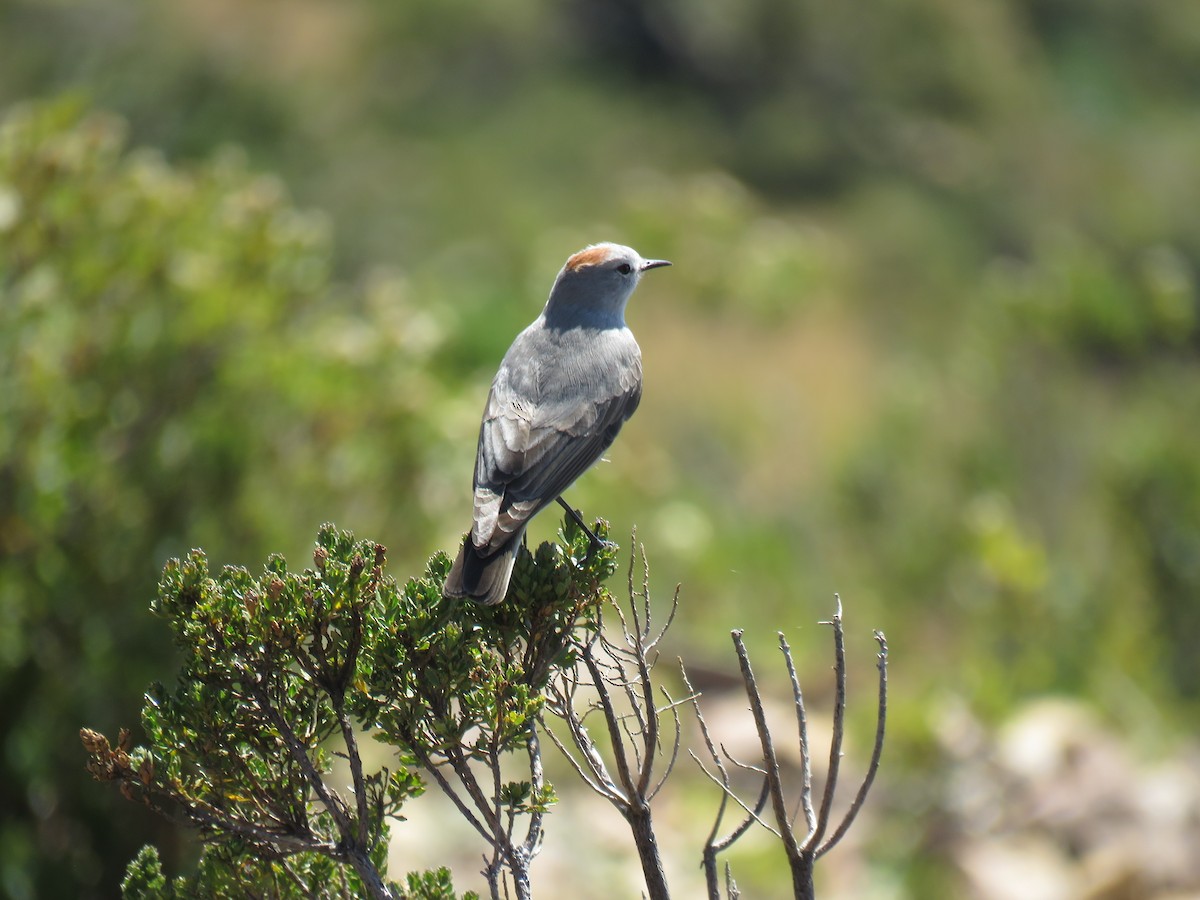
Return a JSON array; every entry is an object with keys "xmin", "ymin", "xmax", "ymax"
[{"xmin": 545, "ymin": 243, "xmax": 670, "ymax": 326}]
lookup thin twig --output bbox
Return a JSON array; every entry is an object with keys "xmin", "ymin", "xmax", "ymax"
[
  {"xmin": 524, "ymin": 723, "xmax": 546, "ymax": 856},
  {"xmin": 806, "ymin": 597, "xmax": 846, "ymax": 851},
  {"xmin": 539, "ymin": 719, "xmax": 612, "ymax": 798},
  {"xmin": 415, "ymin": 749, "xmax": 494, "ymax": 844},
  {"xmin": 649, "ymin": 687, "xmax": 686, "ymax": 801},
  {"xmin": 719, "ymin": 744, "xmax": 767, "ymax": 777},
  {"xmin": 444, "ymin": 744, "xmax": 503, "ymax": 837},
  {"xmin": 710, "ymin": 778, "xmax": 772, "ymax": 854},
  {"xmin": 731, "ymin": 629, "xmax": 808, "ymax": 898},
  {"xmin": 581, "ymin": 649, "xmax": 639, "ymax": 802},
  {"xmin": 778, "ymin": 633, "xmax": 816, "ymax": 834},
  {"xmin": 725, "ymin": 862, "xmax": 740, "ymax": 900},
  {"xmin": 690, "ymin": 754, "xmax": 781, "ymax": 838},
  {"xmin": 631, "ymin": 566, "xmax": 659, "ymax": 797},
  {"xmin": 817, "ymin": 630, "xmax": 888, "ymax": 858}
]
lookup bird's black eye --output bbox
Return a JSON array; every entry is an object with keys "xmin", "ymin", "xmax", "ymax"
[{"xmin": 616, "ymin": 263, "xmax": 633, "ymax": 275}]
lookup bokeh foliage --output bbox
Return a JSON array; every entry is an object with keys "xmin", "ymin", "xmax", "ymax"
[
  {"xmin": 0, "ymin": 100, "xmax": 456, "ymax": 898},
  {"xmin": 3, "ymin": 0, "xmax": 1200, "ymax": 896}
]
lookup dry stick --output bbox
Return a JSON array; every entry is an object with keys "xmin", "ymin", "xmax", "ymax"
[
  {"xmin": 626, "ymin": 531, "xmax": 646, "ymax": 645},
  {"xmin": 555, "ymin": 620, "xmax": 638, "ymax": 789},
  {"xmin": 581, "ymin": 645, "xmax": 671, "ymax": 900},
  {"xmin": 725, "ymin": 862, "xmax": 740, "ymax": 900},
  {"xmin": 778, "ymin": 633, "xmax": 817, "ymax": 835},
  {"xmin": 488, "ymin": 729, "xmax": 510, "ymax": 900},
  {"xmin": 631, "ymin": 610, "xmax": 659, "ymax": 797},
  {"xmin": 552, "ymin": 545, "xmax": 672, "ymax": 900},
  {"xmin": 581, "ymin": 650, "xmax": 638, "ymax": 800},
  {"xmin": 692, "ymin": 753, "xmax": 779, "ymax": 837},
  {"xmin": 540, "ymin": 703, "xmax": 616, "ymax": 800},
  {"xmin": 605, "ymin": 590, "xmax": 651, "ymax": 757},
  {"xmin": 817, "ymin": 630, "xmax": 888, "ymax": 858},
  {"xmin": 494, "ymin": 724, "xmax": 547, "ymax": 900},
  {"xmin": 619, "ymin": 766, "xmax": 670, "ymax": 897},
  {"xmin": 649, "ymin": 688, "xmax": 688, "ymax": 801},
  {"xmin": 414, "ymin": 751, "xmax": 493, "ymax": 844},
  {"xmin": 690, "ymin": 754, "xmax": 770, "ymax": 899},
  {"xmin": 624, "ymin": 542, "xmax": 682, "ymax": 804},
  {"xmin": 696, "ymin": 606, "xmax": 888, "ymax": 898},
  {"xmin": 443, "ymin": 736, "xmax": 530, "ymax": 900},
  {"xmin": 682, "ymin": 660, "xmax": 768, "ymax": 899},
  {"xmin": 620, "ymin": 544, "xmax": 673, "ymax": 900},
  {"xmin": 805, "ymin": 600, "xmax": 847, "ymax": 852},
  {"xmin": 523, "ymin": 723, "xmax": 547, "ymax": 857},
  {"xmin": 562, "ymin": 683, "xmax": 625, "ymax": 799},
  {"xmin": 541, "ymin": 533, "xmax": 676, "ymax": 900},
  {"xmin": 730, "ymin": 630, "xmax": 810, "ymax": 899}
]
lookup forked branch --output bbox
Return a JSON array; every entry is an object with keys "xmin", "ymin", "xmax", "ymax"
[
  {"xmin": 690, "ymin": 600, "xmax": 889, "ymax": 899},
  {"xmin": 543, "ymin": 532, "xmax": 682, "ymax": 900}
]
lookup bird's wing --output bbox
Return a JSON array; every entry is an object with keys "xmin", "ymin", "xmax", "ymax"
[{"xmin": 470, "ymin": 339, "xmax": 641, "ymax": 552}]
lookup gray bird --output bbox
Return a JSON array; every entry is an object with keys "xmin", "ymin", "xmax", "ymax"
[{"xmin": 444, "ymin": 242, "xmax": 671, "ymax": 605}]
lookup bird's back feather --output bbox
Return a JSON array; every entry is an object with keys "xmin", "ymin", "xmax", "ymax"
[{"xmin": 469, "ymin": 322, "xmax": 642, "ymax": 554}]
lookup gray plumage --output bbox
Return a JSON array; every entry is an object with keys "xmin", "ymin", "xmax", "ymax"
[{"xmin": 444, "ymin": 242, "xmax": 670, "ymax": 605}]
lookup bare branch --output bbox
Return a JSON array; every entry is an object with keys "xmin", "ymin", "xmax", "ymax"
[
  {"xmin": 806, "ymin": 598, "xmax": 846, "ymax": 851},
  {"xmin": 648, "ymin": 687, "xmax": 686, "ymax": 801},
  {"xmin": 538, "ymin": 719, "xmax": 612, "ymax": 799},
  {"xmin": 647, "ymin": 585, "xmax": 681, "ymax": 652},
  {"xmin": 710, "ymin": 778, "xmax": 772, "ymax": 854},
  {"xmin": 817, "ymin": 630, "xmax": 888, "ymax": 858},
  {"xmin": 690, "ymin": 753, "xmax": 780, "ymax": 839},
  {"xmin": 415, "ymin": 749, "xmax": 495, "ymax": 844},
  {"xmin": 778, "ymin": 633, "xmax": 816, "ymax": 834},
  {"xmin": 545, "ymin": 533, "xmax": 674, "ymax": 900},
  {"xmin": 731, "ymin": 632, "xmax": 800, "ymax": 845},
  {"xmin": 725, "ymin": 862, "xmax": 740, "ymax": 900},
  {"xmin": 684, "ymin": 656, "xmax": 771, "ymax": 894},
  {"xmin": 524, "ymin": 724, "xmax": 546, "ymax": 856},
  {"xmin": 719, "ymin": 744, "xmax": 767, "ymax": 778},
  {"xmin": 580, "ymin": 649, "xmax": 640, "ymax": 802}
]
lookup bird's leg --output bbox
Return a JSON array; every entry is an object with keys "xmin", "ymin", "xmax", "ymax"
[{"xmin": 555, "ymin": 496, "xmax": 607, "ymax": 555}]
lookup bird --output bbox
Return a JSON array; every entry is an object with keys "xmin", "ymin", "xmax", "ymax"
[{"xmin": 443, "ymin": 242, "xmax": 671, "ymax": 605}]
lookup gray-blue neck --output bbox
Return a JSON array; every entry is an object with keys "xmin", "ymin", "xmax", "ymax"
[{"xmin": 541, "ymin": 280, "xmax": 634, "ymax": 331}]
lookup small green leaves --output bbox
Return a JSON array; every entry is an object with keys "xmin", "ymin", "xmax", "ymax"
[
  {"xmin": 120, "ymin": 846, "xmax": 168, "ymax": 899},
  {"xmin": 498, "ymin": 781, "xmax": 557, "ymax": 816},
  {"xmin": 351, "ymin": 516, "xmax": 612, "ymax": 771},
  {"xmin": 86, "ymin": 517, "xmax": 618, "ymax": 897},
  {"xmin": 400, "ymin": 867, "xmax": 480, "ymax": 900}
]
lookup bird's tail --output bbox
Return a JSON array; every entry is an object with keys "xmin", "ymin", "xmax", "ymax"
[{"xmin": 443, "ymin": 534, "xmax": 520, "ymax": 606}]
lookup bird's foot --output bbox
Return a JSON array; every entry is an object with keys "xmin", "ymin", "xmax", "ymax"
[{"xmin": 556, "ymin": 496, "xmax": 611, "ymax": 557}]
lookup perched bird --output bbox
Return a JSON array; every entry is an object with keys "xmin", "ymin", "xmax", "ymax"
[{"xmin": 444, "ymin": 242, "xmax": 671, "ymax": 605}]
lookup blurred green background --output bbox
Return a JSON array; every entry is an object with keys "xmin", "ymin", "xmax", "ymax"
[{"xmin": 3, "ymin": 1, "xmax": 1200, "ymax": 897}]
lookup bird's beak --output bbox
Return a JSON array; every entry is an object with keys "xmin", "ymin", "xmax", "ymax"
[{"xmin": 641, "ymin": 259, "xmax": 672, "ymax": 271}]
